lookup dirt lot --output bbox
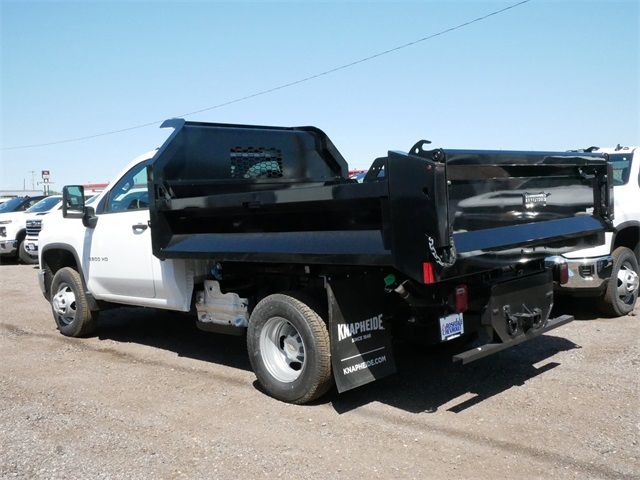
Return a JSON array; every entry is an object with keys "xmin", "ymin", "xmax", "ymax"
[{"xmin": 0, "ymin": 263, "xmax": 638, "ymax": 479}]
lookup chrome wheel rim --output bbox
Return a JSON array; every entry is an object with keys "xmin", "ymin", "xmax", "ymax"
[
  {"xmin": 616, "ymin": 261, "xmax": 639, "ymax": 306},
  {"xmin": 259, "ymin": 317, "xmax": 305, "ymax": 383},
  {"xmin": 52, "ymin": 282, "xmax": 77, "ymax": 326}
]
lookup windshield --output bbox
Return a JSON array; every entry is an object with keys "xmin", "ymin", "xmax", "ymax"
[
  {"xmin": 610, "ymin": 153, "xmax": 633, "ymax": 186},
  {"xmin": 0, "ymin": 197, "xmax": 24, "ymax": 213},
  {"xmin": 26, "ymin": 196, "xmax": 62, "ymax": 213}
]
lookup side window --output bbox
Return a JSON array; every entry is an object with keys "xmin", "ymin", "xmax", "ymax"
[{"xmin": 105, "ymin": 163, "xmax": 150, "ymax": 213}]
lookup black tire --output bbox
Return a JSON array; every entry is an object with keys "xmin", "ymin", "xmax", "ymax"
[
  {"xmin": 50, "ymin": 267, "xmax": 98, "ymax": 337},
  {"xmin": 598, "ymin": 247, "xmax": 639, "ymax": 317},
  {"xmin": 247, "ymin": 292, "xmax": 332, "ymax": 404},
  {"xmin": 18, "ymin": 241, "xmax": 38, "ymax": 264}
]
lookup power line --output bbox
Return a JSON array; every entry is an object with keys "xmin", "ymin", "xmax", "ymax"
[{"xmin": 2, "ymin": 0, "xmax": 532, "ymax": 151}]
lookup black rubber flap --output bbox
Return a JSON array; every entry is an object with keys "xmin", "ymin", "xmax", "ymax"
[{"xmin": 327, "ymin": 275, "xmax": 396, "ymax": 393}]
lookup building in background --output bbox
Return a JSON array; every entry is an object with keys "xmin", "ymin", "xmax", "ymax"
[{"xmin": 83, "ymin": 183, "xmax": 109, "ymax": 196}]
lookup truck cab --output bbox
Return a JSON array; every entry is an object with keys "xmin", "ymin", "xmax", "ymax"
[
  {"xmin": 38, "ymin": 151, "xmax": 195, "ymax": 312},
  {"xmin": 559, "ymin": 146, "xmax": 639, "ymax": 316}
]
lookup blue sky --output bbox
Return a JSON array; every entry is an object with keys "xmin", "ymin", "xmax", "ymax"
[{"xmin": 1, "ymin": 0, "xmax": 638, "ymax": 190}]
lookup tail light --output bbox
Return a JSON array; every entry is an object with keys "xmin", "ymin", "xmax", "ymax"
[
  {"xmin": 455, "ymin": 284, "xmax": 468, "ymax": 312},
  {"xmin": 423, "ymin": 262, "xmax": 435, "ymax": 284}
]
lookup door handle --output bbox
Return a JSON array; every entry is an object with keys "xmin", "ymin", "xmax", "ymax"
[{"xmin": 132, "ymin": 223, "xmax": 148, "ymax": 232}]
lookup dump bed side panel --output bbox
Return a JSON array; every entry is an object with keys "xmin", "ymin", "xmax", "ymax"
[{"xmin": 149, "ymin": 119, "xmax": 393, "ymax": 265}]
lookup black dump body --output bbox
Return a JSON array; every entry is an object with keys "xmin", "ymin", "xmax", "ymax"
[{"xmin": 149, "ymin": 119, "xmax": 612, "ymax": 284}]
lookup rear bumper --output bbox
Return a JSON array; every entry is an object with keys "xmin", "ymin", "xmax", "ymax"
[
  {"xmin": 454, "ymin": 269, "xmax": 573, "ymax": 364},
  {"xmin": 559, "ymin": 255, "xmax": 613, "ymax": 292},
  {"xmin": 453, "ymin": 314, "xmax": 574, "ymax": 364}
]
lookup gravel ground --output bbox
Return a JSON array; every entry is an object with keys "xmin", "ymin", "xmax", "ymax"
[{"xmin": 0, "ymin": 262, "xmax": 638, "ymax": 479}]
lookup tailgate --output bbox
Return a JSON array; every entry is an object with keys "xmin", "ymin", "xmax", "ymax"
[
  {"xmin": 384, "ymin": 144, "xmax": 612, "ymax": 283},
  {"xmin": 445, "ymin": 149, "xmax": 612, "ymax": 248}
]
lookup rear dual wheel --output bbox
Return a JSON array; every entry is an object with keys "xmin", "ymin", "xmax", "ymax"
[{"xmin": 247, "ymin": 293, "xmax": 332, "ymax": 404}]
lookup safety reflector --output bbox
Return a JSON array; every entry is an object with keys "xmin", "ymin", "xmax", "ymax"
[
  {"xmin": 455, "ymin": 284, "xmax": 468, "ymax": 313},
  {"xmin": 423, "ymin": 262, "xmax": 435, "ymax": 284}
]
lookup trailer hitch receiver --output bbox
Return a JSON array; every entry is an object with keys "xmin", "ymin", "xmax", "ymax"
[{"xmin": 503, "ymin": 304, "xmax": 543, "ymax": 336}]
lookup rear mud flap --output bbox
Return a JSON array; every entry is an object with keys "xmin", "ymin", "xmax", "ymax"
[{"xmin": 326, "ymin": 276, "xmax": 396, "ymax": 393}]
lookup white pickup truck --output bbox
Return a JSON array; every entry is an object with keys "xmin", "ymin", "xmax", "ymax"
[
  {"xmin": 0, "ymin": 195, "xmax": 55, "ymax": 263},
  {"xmin": 559, "ymin": 145, "xmax": 639, "ymax": 316}
]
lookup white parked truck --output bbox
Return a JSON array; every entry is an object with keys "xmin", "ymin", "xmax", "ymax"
[
  {"xmin": 559, "ymin": 145, "xmax": 639, "ymax": 316},
  {"xmin": 37, "ymin": 119, "xmax": 614, "ymax": 403},
  {"xmin": 0, "ymin": 195, "xmax": 52, "ymax": 263}
]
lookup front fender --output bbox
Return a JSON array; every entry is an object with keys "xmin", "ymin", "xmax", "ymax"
[{"xmin": 40, "ymin": 244, "xmax": 97, "ymax": 310}]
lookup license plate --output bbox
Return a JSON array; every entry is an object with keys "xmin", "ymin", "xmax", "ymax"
[{"xmin": 439, "ymin": 313, "xmax": 464, "ymax": 341}]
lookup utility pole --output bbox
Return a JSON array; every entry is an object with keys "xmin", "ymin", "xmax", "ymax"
[{"xmin": 29, "ymin": 171, "xmax": 36, "ymax": 190}]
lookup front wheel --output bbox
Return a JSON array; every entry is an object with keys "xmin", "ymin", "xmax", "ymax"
[
  {"xmin": 247, "ymin": 293, "xmax": 332, "ymax": 404},
  {"xmin": 598, "ymin": 247, "xmax": 639, "ymax": 317},
  {"xmin": 50, "ymin": 267, "xmax": 98, "ymax": 337}
]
